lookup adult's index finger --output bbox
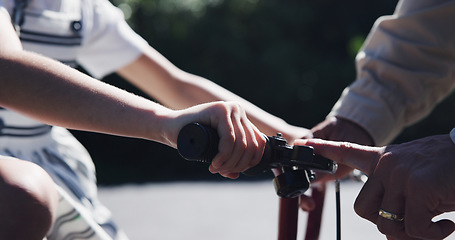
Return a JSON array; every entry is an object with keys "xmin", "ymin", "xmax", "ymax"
[{"xmin": 294, "ymin": 139, "xmax": 383, "ymax": 176}]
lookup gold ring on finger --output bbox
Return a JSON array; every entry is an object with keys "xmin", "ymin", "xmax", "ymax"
[{"xmin": 378, "ymin": 209, "xmax": 404, "ymax": 222}]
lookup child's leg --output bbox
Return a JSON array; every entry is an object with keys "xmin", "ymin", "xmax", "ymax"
[{"xmin": 0, "ymin": 157, "xmax": 58, "ymax": 240}]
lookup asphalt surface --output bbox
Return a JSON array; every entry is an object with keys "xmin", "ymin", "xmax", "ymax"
[{"xmin": 98, "ymin": 181, "xmax": 455, "ymax": 240}]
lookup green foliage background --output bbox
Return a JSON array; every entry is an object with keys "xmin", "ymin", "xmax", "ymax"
[{"xmin": 71, "ymin": 0, "xmax": 455, "ymax": 185}]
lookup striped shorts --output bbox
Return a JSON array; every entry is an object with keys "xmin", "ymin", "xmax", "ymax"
[{"xmin": 0, "ymin": 123, "xmax": 128, "ymax": 240}]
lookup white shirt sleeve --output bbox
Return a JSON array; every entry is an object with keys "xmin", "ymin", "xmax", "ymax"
[
  {"xmin": 328, "ymin": 0, "xmax": 455, "ymax": 146},
  {"xmin": 77, "ymin": 0, "xmax": 149, "ymax": 79}
]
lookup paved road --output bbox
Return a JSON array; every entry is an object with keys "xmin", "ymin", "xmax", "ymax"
[{"xmin": 98, "ymin": 181, "xmax": 455, "ymax": 240}]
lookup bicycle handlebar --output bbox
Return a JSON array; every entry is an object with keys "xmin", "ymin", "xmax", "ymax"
[
  {"xmin": 177, "ymin": 122, "xmax": 337, "ymax": 175},
  {"xmin": 176, "ymin": 122, "xmax": 273, "ymax": 175},
  {"xmin": 177, "ymin": 122, "xmax": 337, "ymax": 198}
]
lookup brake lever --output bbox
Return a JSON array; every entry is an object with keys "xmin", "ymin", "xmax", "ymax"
[{"xmin": 261, "ymin": 133, "xmax": 337, "ymax": 174}]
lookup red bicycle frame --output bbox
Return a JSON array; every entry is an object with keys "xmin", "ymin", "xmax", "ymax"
[{"xmin": 277, "ymin": 185, "xmax": 326, "ymax": 240}]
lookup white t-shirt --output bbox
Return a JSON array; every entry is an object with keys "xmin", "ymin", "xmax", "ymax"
[
  {"xmin": 1, "ymin": 0, "xmax": 149, "ymax": 79},
  {"xmin": 0, "ymin": 0, "xmax": 149, "ymax": 128}
]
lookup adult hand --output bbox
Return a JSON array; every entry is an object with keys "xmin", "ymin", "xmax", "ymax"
[
  {"xmin": 296, "ymin": 135, "xmax": 455, "ymax": 240},
  {"xmin": 166, "ymin": 101, "xmax": 266, "ymax": 179},
  {"xmin": 300, "ymin": 116, "xmax": 374, "ymax": 211},
  {"xmin": 311, "ymin": 116, "xmax": 375, "ymax": 181}
]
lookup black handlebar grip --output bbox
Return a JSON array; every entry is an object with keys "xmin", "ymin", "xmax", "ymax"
[
  {"xmin": 177, "ymin": 122, "xmax": 271, "ymax": 175},
  {"xmin": 177, "ymin": 122, "xmax": 219, "ymax": 163}
]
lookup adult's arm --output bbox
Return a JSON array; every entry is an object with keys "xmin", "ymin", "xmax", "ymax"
[
  {"xmin": 328, "ymin": 0, "xmax": 455, "ymax": 146},
  {"xmin": 301, "ymin": 0, "xmax": 455, "ymax": 209}
]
